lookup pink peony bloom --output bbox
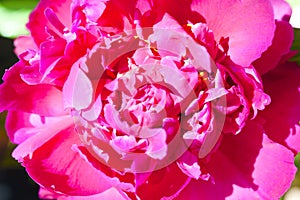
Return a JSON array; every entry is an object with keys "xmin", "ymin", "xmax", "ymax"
[{"xmin": 0, "ymin": 0, "xmax": 299, "ymax": 199}]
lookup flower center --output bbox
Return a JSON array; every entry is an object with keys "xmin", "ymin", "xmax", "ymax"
[{"xmin": 69, "ymin": 28, "xmax": 227, "ymax": 173}]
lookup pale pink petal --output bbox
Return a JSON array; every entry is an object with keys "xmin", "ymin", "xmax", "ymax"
[
  {"xmin": 260, "ymin": 62, "xmax": 300, "ymax": 153},
  {"xmin": 103, "ymin": 104, "xmax": 130, "ymax": 133},
  {"xmin": 135, "ymin": 0, "xmax": 153, "ymax": 15},
  {"xmin": 204, "ymin": 88, "xmax": 228, "ymax": 103},
  {"xmin": 177, "ymin": 152, "xmax": 203, "ymax": 180},
  {"xmin": 178, "ymin": 121, "xmax": 297, "ymax": 199},
  {"xmin": 270, "ymin": 0, "xmax": 292, "ymax": 21},
  {"xmin": 63, "ymin": 64, "xmax": 93, "ymax": 110},
  {"xmin": 146, "ymin": 129, "xmax": 167, "ymax": 160},
  {"xmin": 192, "ymin": 0, "xmax": 275, "ymax": 67},
  {"xmin": 151, "ymin": 15, "xmax": 214, "ymax": 73},
  {"xmin": 150, "ymin": 14, "xmax": 187, "ymax": 58},
  {"xmin": 110, "ymin": 135, "xmax": 138, "ymax": 155},
  {"xmin": 71, "ymin": 0, "xmax": 108, "ymax": 22},
  {"xmin": 81, "ymin": 95, "xmax": 102, "ymax": 121},
  {"xmin": 198, "ymin": 115, "xmax": 224, "ymax": 159},
  {"xmin": 14, "ymin": 36, "xmax": 38, "ymax": 56}
]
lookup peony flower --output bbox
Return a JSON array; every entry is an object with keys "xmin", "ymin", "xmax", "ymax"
[{"xmin": 0, "ymin": 0, "xmax": 299, "ymax": 199}]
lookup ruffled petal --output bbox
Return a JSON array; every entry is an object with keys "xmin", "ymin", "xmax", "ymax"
[{"xmin": 192, "ymin": 0, "xmax": 276, "ymax": 67}]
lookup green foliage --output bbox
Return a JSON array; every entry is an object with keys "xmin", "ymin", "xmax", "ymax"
[
  {"xmin": 286, "ymin": 0, "xmax": 300, "ymax": 7},
  {"xmin": 290, "ymin": 28, "xmax": 300, "ymax": 65},
  {"xmin": 293, "ymin": 153, "xmax": 300, "ymax": 187},
  {"xmin": 0, "ymin": 112, "xmax": 19, "ymax": 169},
  {"xmin": 0, "ymin": 0, "xmax": 38, "ymax": 38}
]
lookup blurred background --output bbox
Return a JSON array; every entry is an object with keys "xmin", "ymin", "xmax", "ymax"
[
  {"xmin": 0, "ymin": 1, "xmax": 40, "ymax": 199},
  {"xmin": 0, "ymin": 0, "xmax": 299, "ymax": 199}
]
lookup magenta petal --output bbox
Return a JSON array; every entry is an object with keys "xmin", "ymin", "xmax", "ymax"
[
  {"xmin": 253, "ymin": 21, "xmax": 294, "ymax": 75},
  {"xmin": 39, "ymin": 187, "xmax": 61, "ymax": 199},
  {"xmin": 192, "ymin": 0, "xmax": 275, "ymax": 67},
  {"xmin": 260, "ymin": 62, "xmax": 300, "ymax": 153},
  {"xmin": 178, "ymin": 121, "xmax": 296, "ymax": 199},
  {"xmin": 13, "ymin": 122, "xmax": 131, "ymax": 196},
  {"xmin": 12, "ymin": 117, "xmax": 73, "ymax": 161},
  {"xmin": 252, "ymin": 137, "xmax": 296, "ymax": 199},
  {"xmin": 136, "ymin": 162, "xmax": 190, "ymax": 200},
  {"xmin": 40, "ymin": 39, "xmax": 66, "ymax": 75},
  {"xmin": 5, "ymin": 111, "xmax": 33, "ymax": 143},
  {"xmin": 0, "ymin": 62, "xmax": 65, "ymax": 116},
  {"xmin": 27, "ymin": 0, "xmax": 72, "ymax": 45},
  {"xmin": 39, "ymin": 187, "xmax": 129, "ymax": 200},
  {"xmin": 59, "ymin": 188, "xmax": 129, "ymax": 200}
]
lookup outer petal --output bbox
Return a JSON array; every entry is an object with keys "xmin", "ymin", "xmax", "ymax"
[
  {"xmin": 26, "ymin": 0, "xmax": 72, "ymax": 46},
  {"xmin": 12, "ymin": 121, "xmax": 132, "ymax": 196},
  {"xmin": 6, "ymin": 111, "xmax": 72, "ymax": 145},
  {"xmin": 0, "ymin": 62, "xmax": 65, "ymax": 116},
  {"xmin": 5, "ymin": 111, "xmax": 33, "ymax": 143},
  {"xmin": 58, "ymin": 188, "xmax": 129, "ymax": 200},
  {"xmin": 253, "ymin": 21, "xmax": 294, "ymax": 75},
  {"xmin": 39, "ymin": 184, "xmax": 129, "ymax": 200},
  {"xmin": 39, "ymin": 187, "xmax": 61, "ymax": 199},
  {"xmin": 260, "ymin": 62, "xmax": 300, "ymax": 153},
  {"xmin": 192, "ymin": 0, "xmax": 275, "ymax": 67},
  {"xmin": 178, "ymin": 121, "xmax": 296, "ymax": 199}
]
